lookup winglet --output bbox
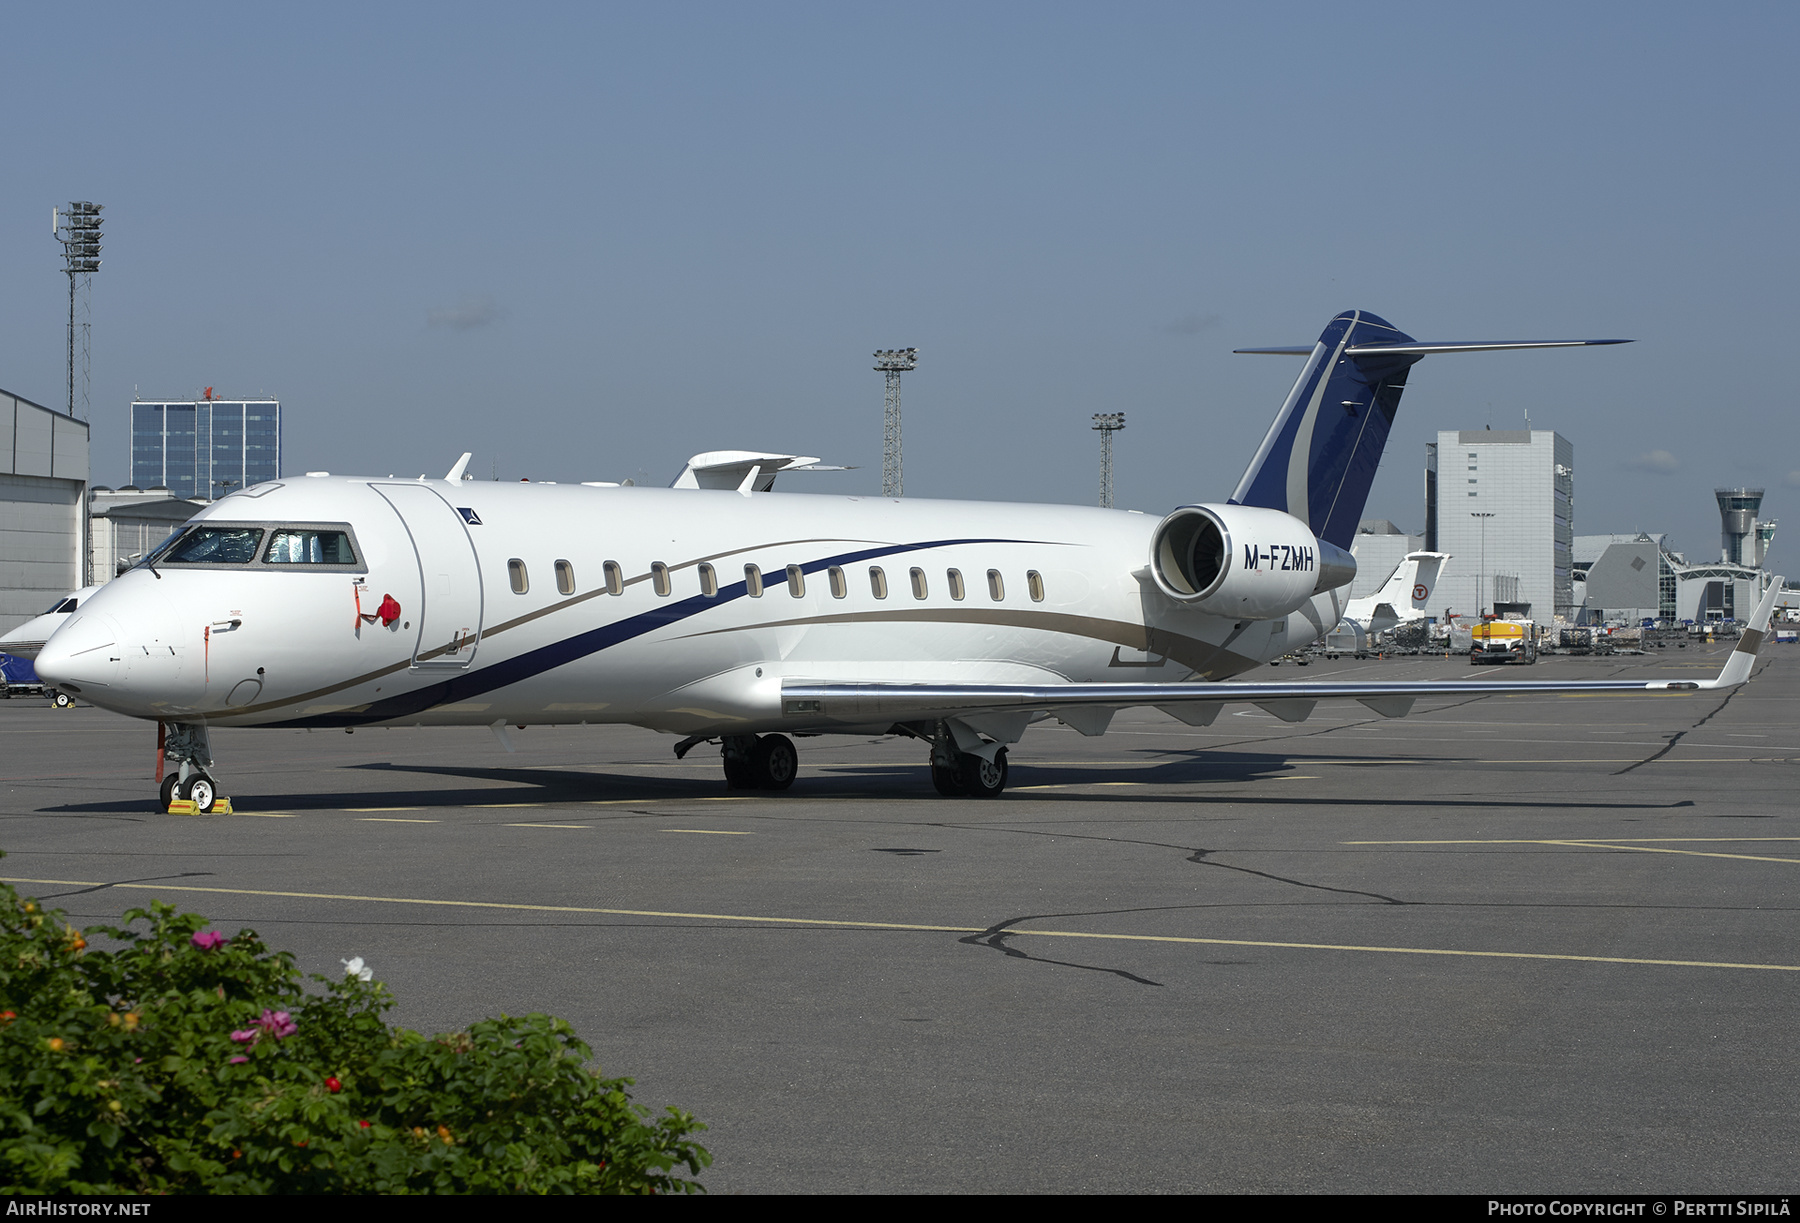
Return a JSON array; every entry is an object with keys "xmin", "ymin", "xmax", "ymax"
[
  {"xmin": 1697, "ymin": 577, "xmax": 1783, "ymax": 689},
  {"xmin": 445, "ymin": 452, "xmax": 473, "ymax": 482}
]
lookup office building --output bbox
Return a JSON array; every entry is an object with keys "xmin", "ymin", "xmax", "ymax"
[
  {"xmin": 130, "ymin": 396, "xmax": 280, "ymax": 500},
  {"xmin": 1424, "ymin": 429, "xmax": 1573, "ymax": 620}
]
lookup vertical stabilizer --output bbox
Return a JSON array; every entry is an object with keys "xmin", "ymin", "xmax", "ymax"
[{"xmin": 1230, "ymin": 311, "xmax": 1423, "ymax": 549}]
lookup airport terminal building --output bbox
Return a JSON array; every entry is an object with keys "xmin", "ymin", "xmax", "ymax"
[{"xmin": 130, "ymin": 396, "xmax": 280, "ymax": 500}]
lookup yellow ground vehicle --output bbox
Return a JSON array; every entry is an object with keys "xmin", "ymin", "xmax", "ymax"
[{"xmin": 1471, "ymin": 619, "xmax": 1538, "ymax": 665}]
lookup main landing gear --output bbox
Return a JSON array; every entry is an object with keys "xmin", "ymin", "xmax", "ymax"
[
  {"xmin": 676, "ymin": 725, "xmax": 1012, "ymax": 797},
  {"xmin": 928, "ymin": 722, "xmax": 1009, "ymax": 799},
  {"xmin": 721, "ymin": 733, "xmax": 798, "ymax": 791},
  {"xmin": 157, "ymin": 723, "xmax": 229, "ymax": 814}
]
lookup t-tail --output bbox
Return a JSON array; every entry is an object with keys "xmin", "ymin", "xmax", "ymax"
[{"xmin": 1229, "ymin": 311, "xmax": 1630, "ymax": 549}]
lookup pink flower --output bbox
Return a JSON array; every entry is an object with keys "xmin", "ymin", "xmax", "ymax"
[
  {"xmin": 191, "ymin": 930, "xmax": 227, "ymax": 951},
  {"xmin": 228, "ymin": 1056, "xmax": 248, "ymax": 1064},
  {"xmin": 228, "ymin": 1010, "xmax": 299, "ymax": 1048}
]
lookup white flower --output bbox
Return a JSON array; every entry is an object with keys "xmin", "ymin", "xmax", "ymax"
[{"xmin": 341, "ymin": 956, "xmax": 373, "ymax": 982}]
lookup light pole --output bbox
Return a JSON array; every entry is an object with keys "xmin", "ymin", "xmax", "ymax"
[
  {"xmin": 1472, "ymin": 512, "xmax": 1496, "ymax": 616},
  {"xmin": 1092, "ymin": 413, "xmax": 1125, "ymax": 508},
  {"xmin": 873, "ymin": 348, "xmax": 917, "ymax": 498}
]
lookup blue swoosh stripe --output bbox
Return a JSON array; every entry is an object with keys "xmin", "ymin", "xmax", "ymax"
[{"xmin": 268, "ymin": 537, "xmax": 1037, "ymax": 727}]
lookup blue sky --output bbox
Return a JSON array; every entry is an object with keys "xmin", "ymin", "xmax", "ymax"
[{"xmin": 1, "ymin": 3, "xmax": 1794, "ymax": 564}]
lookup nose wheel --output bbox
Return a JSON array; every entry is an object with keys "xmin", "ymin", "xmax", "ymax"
[
  {"xmin": 160, "ymin": 772, "xmax": 221, "ymax": 813},
  {"xmin": 156, "ymin": 723, "xmax": 228, "ymax": 813}
]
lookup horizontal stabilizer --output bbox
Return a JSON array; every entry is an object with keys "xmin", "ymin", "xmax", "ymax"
[{"xmin": 1236, "ymin": 340, "xmax": 1632, "ymax": 356}]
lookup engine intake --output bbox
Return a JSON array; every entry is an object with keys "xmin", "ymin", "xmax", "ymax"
[{"xmin": 1148, "ymin": 504, "xmax": 1353, "ymax": 620}]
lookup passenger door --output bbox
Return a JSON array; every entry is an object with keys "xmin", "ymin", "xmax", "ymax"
[{"xmin": 373, "ymin": 483, "xmax": 484, "ymax": 669}]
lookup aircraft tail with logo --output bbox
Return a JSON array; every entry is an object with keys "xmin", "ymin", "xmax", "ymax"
[{"xmin": 1343, "ymin": 551, "xmax": 1449, "ymax": 636}]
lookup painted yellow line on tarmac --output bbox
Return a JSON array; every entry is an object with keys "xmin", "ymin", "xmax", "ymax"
[
  {"xmin": 660, "ymin": 829, "xmax": 753, "ymax": 835},
  {"xmin": 358, "ymin": 818, "xmax": 439, "ymax": 824},
  {"xmin": 1349, "ymin": 838, "xmax": 1800, "ymax": 844},
  {"xmin": 3, "ymin": 875, "xmax": 1794, "ymax": 974},
  {"xmin": 504, "ymin": 823, "xmax": 589, "ymax": 829},
  {"xmin": 1344, "ymin": 837, "xmax": 1800, "ymax": 866}
]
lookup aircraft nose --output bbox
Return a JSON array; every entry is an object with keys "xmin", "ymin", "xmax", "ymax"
[{"xmin": 35, "ymin": 612, "xmax": 122, "ymax": 693}]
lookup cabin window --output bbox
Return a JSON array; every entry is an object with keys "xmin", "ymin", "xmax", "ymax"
[
  {"xmin": 652, "ymin": 562, "xmax": 671, "ymax": 597},
  {"xmin": 1027, "ymin": 570, "xmax": 1045, "ymax": 602},
  {"xmin": 508, "ymin": 559, "xmax": 529, "ymax": 595},
  {"xmin": 946, "ymin": 568, "xmax": 965, "ymax": 601},
  {"xmin": 745, "ymin": 564, "xmax": 764, "ymax": 597},
  {"xmin": 554, "ymin": 559, "xmax": 576, "ymax": 595},
  {"xmin": 264, "ymin": 528, "xmax": 357, "ymax": 565},
  {"xmin": 869, "ymin": 566, "xmax": 887, "ymax": 599},
  {"xmin": 910, "ymin": 567, "xmax": 928, "ymax": 600},
  {"xmin": 786, "ymin": 564, "xmax": 805, "ymax": 598},
  {"xmin": 698, "ymin": 562, "xmax": 718, "ymax": 597},
  {"xmin": 828, "ymin": 566, "xmax": 846, "ymax": 599},
  {"xmin": 603, "ymin": 561, "xmax": 623, "ymax": 595},
  {"xmin": 987, "ymin": 569, "xmax": 1005, "ymax": 601}
]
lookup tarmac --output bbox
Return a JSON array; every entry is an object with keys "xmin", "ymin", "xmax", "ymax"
[{"xmin": 3, "ymin": 642, "xmax": 1796, "ymax": 1193}]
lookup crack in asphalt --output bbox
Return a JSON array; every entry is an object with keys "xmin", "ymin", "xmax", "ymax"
[{"xmin": 1613, "ymin": 659, "xmax": 1758, "ymax": 775}]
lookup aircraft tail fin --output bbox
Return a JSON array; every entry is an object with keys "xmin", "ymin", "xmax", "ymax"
[
  {"xmin": 1230, "ymin": 312, "xmax": 1630, "ymax": 549},
  {"xmin": 1343, "ymin": 550, "xmax": 1450, "ymax": 629}
]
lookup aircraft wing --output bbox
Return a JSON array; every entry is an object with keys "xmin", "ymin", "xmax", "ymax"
[{"xmin": 780, "ymin": 578, "xmax": 1779, "ymax": 730}]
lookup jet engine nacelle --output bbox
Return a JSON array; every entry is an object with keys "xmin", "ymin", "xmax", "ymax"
[{"xmin": 1148, "ymin": 503, "xmax": 1355, "ymax": 620}]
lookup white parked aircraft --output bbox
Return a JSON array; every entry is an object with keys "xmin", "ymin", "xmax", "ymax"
[
  {"xmin": 1327, "ymin": 551, "xmax": 1448, "ymax": 655},
  {"xmin": 1, "ymin": 585, "xmax": 105, "ymax": 662},
  {"xmin": 34, "ymin": 310, "xmax": 1780, "ymax": 812}
]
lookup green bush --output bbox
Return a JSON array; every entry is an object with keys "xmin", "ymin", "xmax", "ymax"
[{"xmin": 0, "ymin": 877, "xmax": 709, "ymax": 1193}]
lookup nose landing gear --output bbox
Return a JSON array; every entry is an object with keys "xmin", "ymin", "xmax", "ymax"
[{"xmin": 157, "ymin": 723, "xmax": 229, "ymax": 814}]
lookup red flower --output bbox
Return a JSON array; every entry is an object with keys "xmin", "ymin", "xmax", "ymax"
[
  {"xmin": 359, "ymin": 1120, "xmax": 371, "ymax": 1129},
  {"xmin": 325, "ymin": 1076, "xmax": 342, "ymax": 1094}
]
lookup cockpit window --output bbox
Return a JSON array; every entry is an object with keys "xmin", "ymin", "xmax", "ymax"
[
  {"xmin": 264, "ymin": 529, "xmax": 358, "ymax": 565},
  {"xmin": 164, "ymin": 527, "xmax": 266, "ymax": 565},
  {"xmin": 144, "ymin": 522, "xmax": 366, "ymax": 572},
  {"xmin": 42, "ymin": 597, "xmax": 77, "ymax": 615}
]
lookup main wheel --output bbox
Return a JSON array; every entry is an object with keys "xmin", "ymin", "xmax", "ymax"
[
  {"xmin": 959, "ymin": 748, "xmax": 1008, "ymax": 798},
  {"xmin": 159, "ymin": 774, "xmax": 181, "ymax": 812},
  {"xmin": 180, "ymin": 774, "xmax": 218, "ymax": 814},
  {"xmin": 750, "ymin": 734, "xmax": 797, "ymax": 791},
  {"xmin": 723, "ymin": 754, "xmax": 755, "ymax": 789},
  {"xmin": 931, "ymin": 762, "xmax": 963, "ymax": 797}
]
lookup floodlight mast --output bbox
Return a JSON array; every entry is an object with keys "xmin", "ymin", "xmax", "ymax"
[
  {"xmin": 1092, "ymin": 412, "xmax": 1125, "ymax": 508},
  {"xmin": 54, "ymin": 202, "xmax": 103, "ymax": 420},
  {"xmin": 873, "ymin": 348, "xmax": 917, "ymax": 497}
]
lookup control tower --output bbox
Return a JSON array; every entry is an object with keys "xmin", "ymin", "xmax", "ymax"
[{"xmin": 1715, "ymin": 487, "xmax": 1764, "ymax": 564}]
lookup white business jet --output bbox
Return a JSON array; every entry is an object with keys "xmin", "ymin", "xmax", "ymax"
[
  {"xmin": 34, "ymin": 310, "xmax": 1781, "ymax": 813},
  {"xmin": 1326, "ymin": 551, "xmax": 1449, "ymax": 655}
]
